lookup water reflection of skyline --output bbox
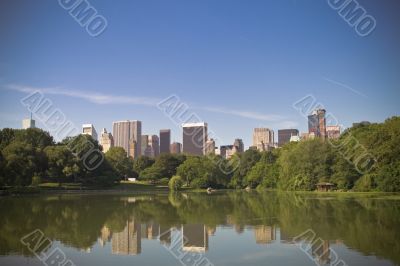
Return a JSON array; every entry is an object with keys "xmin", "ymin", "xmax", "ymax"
[{"xmin": 98, "ymin": 219, "xmax": 339, "ymax": 266}]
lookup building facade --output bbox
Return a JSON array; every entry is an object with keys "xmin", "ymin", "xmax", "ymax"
[
  {"xmin": 253, "ymin": 128, "xmax": 274, "ymax": 151},
  {"xmin": 112, "ymin": 120, "xmax": 142, "ymax": 158},
  {"xmin": 148, "ymin": 135, "xmax": 160, "ymax": 157},
  {"xmin": 22, "ymin": 117, "xmax": 35, "ymax": 129},
  {"xmin": 205, "ymin": 139, "xmax": 216, "ymax": 155},
  {"xmin": 182, "ymin": 122, "xmax": 208, "ymax": 155},
  {"xmin": 278, "ymin": 129, "xmax": 299, "ymax": 147},
  {"xmin": 233, "ymin": 138, "xmax": 244, "ymax": 153},
  {"xmin": 82, "ymin": 124, "xmax": 98, "ymax": 140},
  {"xmin": 159, "ymin": 129, "xmax": 171, "ymax": 154},
  {"xmin": 100, "ymin": 128, "xmax": 114, "ymax": 153},
  {"xmin": 141, "ymin": 135, "xmax": 149, "ymax": 156},
  {"xmin": 220, "ymin": 145, "xmax": 238, "ymax": 159},
  {"xmin": 170, "ymin": 142, "xmax": 182, "ymax": 154},
  {"xmin": 308, "ymin": 109, "xmax": 326, "ymax": 139},
  {"xmin": 326, "ymin": 125, "xmax": 341, "ymax": 140}
]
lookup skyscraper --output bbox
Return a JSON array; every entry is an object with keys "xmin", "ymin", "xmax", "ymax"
[
  {"xmin": 112, "ymin": 120, "xmax": 142, "ymax": 158},
  {"xmin": 22, "ymin": 118, "xmax": 35, "ymax": 129},
  {"xmin": 205, "ymin": 139, "xmax": 216, "ymax": 155},
  {"xmin": 220, "ymin": 145, "xmax": 238, "ymax": 159},
  {"xmin": 22, "ymin": 113, "xmax": 35, "ymax": 129},
  {"xmin": 159, "ymin": 129, "xmax": 171, "ymax": 154},
  {"xmin": 253, "ymin": 128, "xmax": 274, "ymax": 151},
  {"xmin": 111, "ymin": 220, "xmax": 141, "ymax": 255},
  {"xmin": 148, "ymin": 135, "xmax": 160, "ymax": 157},
  {"xmin": 326, "ymin": 126, "xmax": 341, "ymax": 140},
  {"xmin": 82, "ymin": 124, "xmax": 98, "ymax": 140},
  {"xmin": 170, "ymin": 142, "xmax": 182, "ymax": 154},
  {"xmin": 233, "ymin": 139, "xmax": 244, "ymax": 153},
  {"xmin": 141, "ymin": 135, "xmax": 149, "ymax": 156},
  {"xmin": 278, "ymin": 129, "xmax": 299, "ymax": 147},
  {"xmin": 182, "ymin": 224, "xmax": 208, "ymax": 253},
  {"xmin": 254, "ymin": 225, "xmax": 276, "ymax": 245},
  {"xmin": 308, "ymin": 109, "xmax": 326, "ymax": 139},
  {"xmin": 100, "ymin": 128, "xmax": 114, "ymax": 153},
  {"xmin": 182, "ymin": 122, "xmax": 208, "ymax": 155}
]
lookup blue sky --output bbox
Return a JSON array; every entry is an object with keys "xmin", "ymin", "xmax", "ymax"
[{"xmin": 0, "ymin": 0, "xmax": 399, "ymax": 147}]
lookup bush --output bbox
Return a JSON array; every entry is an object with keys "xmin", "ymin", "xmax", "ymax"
[
  {"xmin": 157, "ymin": 177, "xmax": 170, "ymax": 186},
  {"xmin": 31, "ymin": 175, "xmax": 42, "ymax": 187},
  {"xmin": 190, "ymin": 178, "xmax": 209, "ymax": 189},
  {"xmin": 168, "ymin": 176, "xmax": 183, "ymax": 191}
]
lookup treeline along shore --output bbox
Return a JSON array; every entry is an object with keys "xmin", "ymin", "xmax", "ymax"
[{"xmin": 0, "ymin": 116, "xmax": 399, "ymax": 192}]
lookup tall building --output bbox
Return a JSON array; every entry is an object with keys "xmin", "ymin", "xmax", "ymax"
[
  {"xmin": 182, "ymin": 224, "xmax": 208, "ymax": 253},
  {"xmin": 254, "ymin": 225, "xmax": 276, "ymax": 244},
  {"xmin": 112, "ymin": 120, "xmax": 142, "ymax": 158},
  {"xmin": 308, "ymin": 109, "xmax": 326, "ymax": 139},
  {"xmin": 278, "ymin": 129, "xmax": 299, "ymax": 147},
  {"xmin": 170, "ymin": 142, "xmax": 182, "ymax": 154},
  {"xmin": 159, "ymin": 129, "xmax": 171, "ymax": 154},
  {"xmin": 205, "ymin": 139, "xmax": 216, "ymax": 155},
  {"xmin": 182, "ymin": 122, "xmax": 208, "ymax": 155},
  {"xmin": 233, "ymin": 139, "xmax": 244, "ymax": 153},
  {"xmin": 253, "ymin": 128, "xmax": 274, "ymax": 151},
  {"xmin": 99, "ymin": 225, "xmax": 111, "ymax": 247},
  {"xmin": 141, "ymin": 135, "xmax": 149, "ymax": 156},
  {"xmin": 326, "ymin": 126, "xmax": 341, "ymax": 140},
  {"xmin": 111, "ymin": 220, "xmax": 141, "ymax": 255},
  {"xmin": 159, "ymin": 225, "xmax": 171, "ymax": 246},
  {"xmin": 220, "ymin": 145, "xmax": 238, "ymax": 159},
  {"xmin": 148, "ymin": 135, "xmax": 160, "ymax": 157},
  {"xmin": 100, "ymin": 128, "xmax": 114, "ymax": 153},
  {"xmin": 82, "ymin": 124, "xmax": 98, "ymax": 140},
  {"xmin": 129, "ymin": 139, "xmax": 138, "ymax": 159},
  {"xmin": 22, "ymin": 118, "xmax": 35, "ymax": 129}
]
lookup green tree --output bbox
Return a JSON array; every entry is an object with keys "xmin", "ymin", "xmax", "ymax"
[
  {"xmin": 44, "ymin": 145, "xmax": 79, "ymax": 184},
  {"xmin": 0, "ymin": 128, "xmax": 17, "ymax": 150},
  {"xmin": 169, "ymin": 175, "xmax": 183, "ymax": 191},
  {"xmin": 229, "ymin": 149, "xmax": 261, "ymax": 188},
  {"xmin": 133, "ymin": 156, "xmax": 155, "ymax": 174},
  {"xmin": 2, "ymin": 142, "xmax": 46, "ymax": 186},
  {"xmin": 15, "ymin": 128, "xmax": 54, "ymax": 149},
  {"xmin": 105, "ymin": 147, "xmax": 134, "ymax": 180}
]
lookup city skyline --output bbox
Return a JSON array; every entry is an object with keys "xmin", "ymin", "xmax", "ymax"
[{"xmin": 15, "ymin": 105, "xmax": 357, "ymax": 155}]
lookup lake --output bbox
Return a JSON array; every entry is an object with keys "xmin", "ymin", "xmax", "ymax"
[{"xmin": 0, "ymin": 191, "xmax": 399, "ymax": 266}]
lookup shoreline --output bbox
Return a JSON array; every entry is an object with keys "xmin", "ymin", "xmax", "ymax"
[{"xmin": 1, "ymin": 186, "xmax": 400, "ymax": 198}]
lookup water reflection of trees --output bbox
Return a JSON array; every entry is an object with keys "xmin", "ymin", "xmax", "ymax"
[{"xmin": 0, "ymin": 192, "xmax": 399, "ymax": 264}]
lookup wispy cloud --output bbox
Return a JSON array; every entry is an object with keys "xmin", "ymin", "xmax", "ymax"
[
  {"xmin": 201, "ymin": 106, "xmax": 284, "ymax": 122},
  {"xmin": 4, "ymin": 84, "xmax": 160, "ymax": 106},
  {"xmin": 323, "ymin": 77, "xmax": 368, "ymax": 98},
  {"xmin": 3, "ymin": 84, "xmax": 289, "ymax": 123}
]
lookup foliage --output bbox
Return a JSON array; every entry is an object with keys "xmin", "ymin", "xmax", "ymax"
[
  {"xmin": 229, "ymin": 149, "xmax": 261, "ymax": 188},
  {"xmin": 139, "ymin": 154, "xmax": 186, "ymax": 182},
  {"xmin": 177, "ymin": 156, "xmax": 229, "ymax": 188},
  {"xmin": 105, "ymin": 147, "xmax": 134, "ymax": 180},
  {"xmin": 133, "ymin": 156, "xmax": 155, "ymax": 174},
  {"xmin": 168, "ymin": 175, "xmax": 183, "ymax": 191}
]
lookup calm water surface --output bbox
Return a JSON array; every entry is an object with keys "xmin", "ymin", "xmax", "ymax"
[{"xmin": 0, "ymin": 191, "xmax": 399, "ymax": 266}]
